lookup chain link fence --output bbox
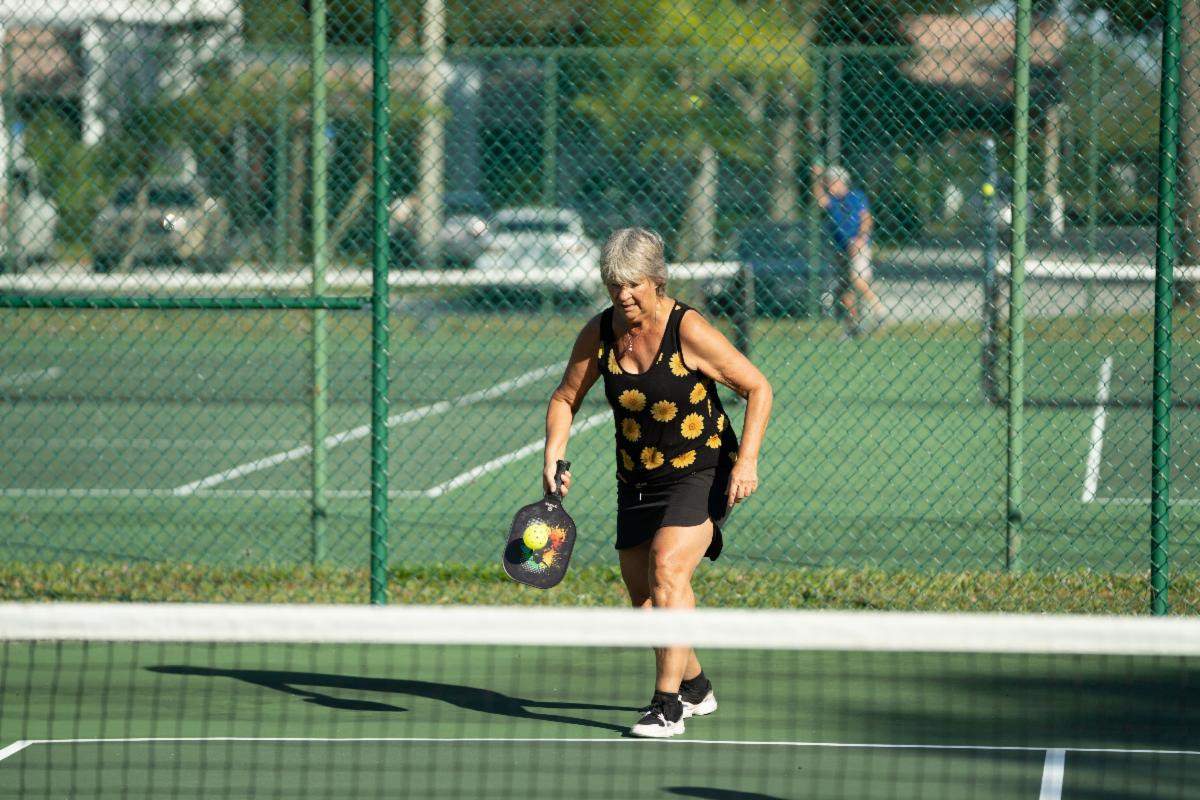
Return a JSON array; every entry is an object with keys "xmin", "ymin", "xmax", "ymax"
[{"xmin": 0, "ymin": 0, "xmax": 1193, "ymax": 611}]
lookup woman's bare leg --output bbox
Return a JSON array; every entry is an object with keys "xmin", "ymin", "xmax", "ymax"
[
  {"xmin": 647, "ymin": 521, "xmax": 712, "ymax": 692},
  {"xmin": 619, "ymin": 541, "xmax": 703, "ymax": 685}
]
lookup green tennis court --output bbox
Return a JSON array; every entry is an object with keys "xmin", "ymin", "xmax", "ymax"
[
  {"xmin": 2, "ymin": 635, "xmax": 1195, "ymax": 799},
  {"xmin": 3, "ymin": 305, "xmax": 1199, "ymax": 580}
]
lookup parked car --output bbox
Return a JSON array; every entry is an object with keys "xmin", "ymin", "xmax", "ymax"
[
  {"xmin": 473, "ymin": 207, "xmax": 598, "ymax": 291},
  {"xmin": 0, "ymin": 163, "xmax": 58, "ymax": 273},
  {"xmin": 90, "ymin": 180, "xmax": 230, "ymax": 273},
  {"xmin": 705, "ymin": 222, "xmax": 821, "ymax": 318},
  {"xmin": 388, "ymin": 190, "xmax": 493, "ymax": 268}
]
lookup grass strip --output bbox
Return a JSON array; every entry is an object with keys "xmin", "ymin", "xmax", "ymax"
[{"xmin": 1, "ymin": 561, "xmax": 1193, "ymax": 614}]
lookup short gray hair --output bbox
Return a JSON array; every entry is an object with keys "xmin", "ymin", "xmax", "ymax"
[
  {"xmin": 824, "ymin": 165, "xmax": 852, "ymax": 186},
  {"xmin": 599, "ymin": 228, "xmax": 667, "ymax": 294}
]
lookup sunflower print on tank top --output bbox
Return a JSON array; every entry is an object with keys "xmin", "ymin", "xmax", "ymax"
[{"xmin": 598, "ymin": 302, "xmax": 738, "ymax": 483}]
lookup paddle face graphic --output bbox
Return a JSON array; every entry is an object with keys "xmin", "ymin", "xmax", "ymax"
[{"xmin": 503, "ymin": 460, "xmax": 575, "ymax": 589}]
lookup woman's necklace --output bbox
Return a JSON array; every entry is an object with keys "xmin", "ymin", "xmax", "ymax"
[{"xmin": 619, "ymin": 300, "xmax": 660, "ymax": 356}]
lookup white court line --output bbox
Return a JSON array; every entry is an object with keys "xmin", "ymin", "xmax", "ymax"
[
  {"xmin": 0, "ymin": 739, "xmax": 31, "ymax": 763},
  {"xmin": 4, "ymin": 438, "xmax": 304, "ymax": 450},
  {"xmin": 0, "ymin": 488, "xmax": 424, "ymax": 500},
  {"xmin": 5, "ymin": 737, "xmax": 1199, "ymax": 757},
  {"xmin": 1, "ymin": 405, "xmax": 602, "ymax": 502},
  {"xmin": 0, "ymin": 367, "xmax": 62, "ymax": 389},
  {"xmin": 1081, "ymin": 356, "xmax": 1114, "ymax": 503},
  {"xmin": 171, "ymin": 364, "xmax": 559, "ymax": 495},
  {"xmin": 1039, "ymin": 748, "xmax": 1066, "ymax": 800},
  {"xmin": 422, "ymin": 411, "xmax": 609, "ymax": 498}
]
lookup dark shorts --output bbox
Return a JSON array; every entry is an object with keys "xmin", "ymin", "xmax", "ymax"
[{"xmin": 615, "ymin": 467, "xmax": 728, "ymax": 561}]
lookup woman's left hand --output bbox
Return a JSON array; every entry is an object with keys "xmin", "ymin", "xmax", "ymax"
[
  {"xmin": 544, "ymin": 463, "xmax": 572, "ymax": 498},
  {"xmin": 725, "ymin": 458, "xmax": 759, "ymax": 510}
]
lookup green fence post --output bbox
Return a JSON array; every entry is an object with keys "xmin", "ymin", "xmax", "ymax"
[
  {"xmin": 1084, "ymin": 38, "xmax": 1100, "ymax": 262},
  {"xmin": 543, "ymin": 53, "xmax": 558, "ymax": 207},
  {"xmin": 735, "ymin": 262, "xmax": 753, "ymax": 356},
  {"xmin": 1081, "ymin": 39, "xmax": 1101, "ymax": 334},
  {"xmin": 980, "ymin": 138, "xmax": 1001, "ymax": 405},
  {"xmin": 310, "ymin": 0, "xmax": 329, "ymax": 565},
  {"xmin": 1151, "ymin": 0, "xmax": 1182, "ymax": 616},
  {"xmin": 806, "ymin": 48, "xmax": 825, "ymax": 319},
  {"xmin": 3, "ymin": 37, "xmax": 14, "ymax": 274},
  {"xmin": 824, "ymin": 49, "xmax": 842, "ymax": 166},
  {"xmin": 1006, "ymin": 0, "xmax": 1031, "ymax": 572},
  {"xmin": 369, "ymin": 0, "xmax": 392, "ymax": 605},
  {"xmin": 273, "ymin": 89, "xmax": 289, "ymax": 268}
]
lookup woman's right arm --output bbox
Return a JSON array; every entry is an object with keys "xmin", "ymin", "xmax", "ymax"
[
  {"xmin": 811, "ymin": 164, "xmax": 830, "ymax": 209},
  {"xmin": 543, "ymin": 316, "xmax": 602, "ymax": 497}
]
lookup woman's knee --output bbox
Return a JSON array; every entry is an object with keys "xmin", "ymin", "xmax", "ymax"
[
  {"xmin": 650, "ymin": 580, "xmax": 692, "ymax": 609},
  {"xmin": 649, "ymin": 552, "xmax": 691, "ymax": 603}
]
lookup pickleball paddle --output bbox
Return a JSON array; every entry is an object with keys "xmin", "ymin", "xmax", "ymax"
[{"xmin": 502, "ymin": 459, "xmax": 576, "ymax": 589}]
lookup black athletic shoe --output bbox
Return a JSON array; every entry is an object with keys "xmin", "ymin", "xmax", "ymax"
[
  {"xmin": 680, "ymin": 674, "xmax": 718, "ymax": 718},
  {"xmin": 682, "ymin": 689, "xmax": 718, "ymax": 718},
  {"xmin": 629, "ymin": 693, "xmax": 685, "ymax": 738}
]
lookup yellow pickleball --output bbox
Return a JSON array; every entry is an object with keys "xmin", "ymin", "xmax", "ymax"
[{"xmin": 523, "ymin": 522, "xmax": 551, "ymax": 551}]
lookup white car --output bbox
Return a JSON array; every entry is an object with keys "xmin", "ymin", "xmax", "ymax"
[
  {"xmin": 472, "ymin": 207, "xmax": 599, "ymax": 292},
  {"xmin": 388, "ymin": 191, "xmax": 492, "ymax": 267}
]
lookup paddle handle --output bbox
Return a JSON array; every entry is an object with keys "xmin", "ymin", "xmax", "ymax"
[{"xmin": 551, "ymin": 459, "xmax": 571, "ymax": 499}]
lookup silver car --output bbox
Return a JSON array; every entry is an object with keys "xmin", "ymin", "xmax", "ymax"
[
  {"xmin": 91, "ymin": 180, "xmax": 230, "ymax": 273},
  {"xmin": 388, "ymin": 191, "xmax": 492, "ymax": 268},
  {"xmin": 473, "ymin": 207, "xmax": 598, "ymax": 291}
]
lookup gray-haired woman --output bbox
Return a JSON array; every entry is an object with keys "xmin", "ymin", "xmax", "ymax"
[{"xmin": 543, "ymin": 228, "xmax": 773, "ymax": 738}]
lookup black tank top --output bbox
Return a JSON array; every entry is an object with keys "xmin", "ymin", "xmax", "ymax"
[{"xmin": 598, "ymin": 302, "xmax": 739, "ymax": 484}]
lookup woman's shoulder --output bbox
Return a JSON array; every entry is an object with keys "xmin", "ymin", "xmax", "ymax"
[
  {"xmin": 675, "ymin": 302, "xmax": 714, "ymax": 340},
  {"xmin": 676, "ymin": 303, "xmax": 736, "ymax": 368},
  {"xmin": 575, "ymin": 309, "xmax": 609, "ymax": 346}
]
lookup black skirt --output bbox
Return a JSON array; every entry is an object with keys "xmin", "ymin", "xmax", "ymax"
[{"xmin": 615, "ymin": 467, "xmax": 728, "ymax": 560}]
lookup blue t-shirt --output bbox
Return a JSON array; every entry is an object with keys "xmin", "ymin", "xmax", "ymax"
[{"xmin": 825, "ymin": 189, "xmax": 869, "ymax": 249}]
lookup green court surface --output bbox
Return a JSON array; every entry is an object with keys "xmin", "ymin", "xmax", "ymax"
[
  {"xmin": 2, "ymin": 306, "xmax": 1198, "ymax": 585},
  {"xmin": 1, "ymin": 641, "xmax": 1196, "ymax": 799}
]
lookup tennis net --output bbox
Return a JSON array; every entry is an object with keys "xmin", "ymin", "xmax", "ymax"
[
  {"xmin": 3, "ymin": 603, "xmax": 1197, "ymax": 799},
  {"xmin": 983, "ymin": 259, "xmax": 1200, "ymax": 408}
]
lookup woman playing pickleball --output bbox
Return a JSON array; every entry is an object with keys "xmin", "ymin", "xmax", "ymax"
[{"xmin": 543, "ymin": 227, "xmax": 773, "ymax": 738}]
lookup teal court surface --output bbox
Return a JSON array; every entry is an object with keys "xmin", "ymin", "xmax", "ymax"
[
  {"xmin": 1, "ymin": 633, "xmax": 1196, "ymax": 799},
  {"xmin": 2, "ymin": 308, "xmax": 1199, "ymax": 574}
]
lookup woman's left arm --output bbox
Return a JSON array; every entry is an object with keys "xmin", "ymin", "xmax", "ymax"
[{"xmin": 680, "ymin": 312, "xmax": 773, "ymax": 508}]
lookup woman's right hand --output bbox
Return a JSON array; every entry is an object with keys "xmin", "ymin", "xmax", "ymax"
[{"xmin": 543, "ymin": 463, "xmax": 572, "ymax": 498}]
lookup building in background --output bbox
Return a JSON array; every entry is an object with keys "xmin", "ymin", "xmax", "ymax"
[
  {"xmin": 899, "ymin": 13, "xmax": 1067, "ymax": 235},
  {"xmin": 0, "ymin": 0, "xmax": 240, "ymax": 144}
]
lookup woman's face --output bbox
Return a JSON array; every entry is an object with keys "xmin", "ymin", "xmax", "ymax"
[{"xmin": 607, "ymin": 276, "xmax": 660, "ymax": 325}]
